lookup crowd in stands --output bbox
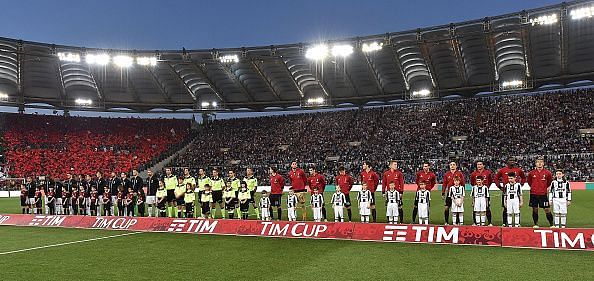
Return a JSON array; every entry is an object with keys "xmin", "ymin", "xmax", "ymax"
[
  {"xmin": 2, "ymin": 114, "xmax": 192, "ymax": 179},
  {"xmin": 171, "ymin": 88, "xmax": 594, "ymax": 183}
]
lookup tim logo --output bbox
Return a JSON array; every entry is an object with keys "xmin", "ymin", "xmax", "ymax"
[
  {"xmin": 92, "ymin": 217, "xmax": 137, "ymax": 230},
  {"xmin": 167, "ymin": 219, "xmax": 218, "ymax": 233},
  {"xmin": 28, "ymin": 215, "xmax": 65, "ymax": 227},
  {"xmin": 0, "ymin": 215, "xmax": 9, "ymax": 224},
  {"xmin": 382, "ymin": 225, "xmax": 459, "ymax": 243},
  {"xmin": 383, "ymin": 225, "xmax": 408, "ymax": 241},
  {"xmin": 535, "ymin": 229, "xmax": 594, "ymax": 249}
]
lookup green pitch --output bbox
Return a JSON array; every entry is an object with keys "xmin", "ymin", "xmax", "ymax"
[{"xmin": 1, "ymin": 191, "xmax": 592, "ymax": 281}]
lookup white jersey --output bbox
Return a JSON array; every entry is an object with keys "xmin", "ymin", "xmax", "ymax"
[
  {"xmin": 310, "ymin": 194, "xmax": 324, "ymax": 208},
  {"xmin": 449, "ymin": 185, "xmax": 465, "ymax": 199},
  {"xmin": 357, "ymin": 190, "xmax": 372, "ymax": 203},
  {"xmin": 385, "ymin": 190, "xmax": 401, "ymax": 204},
  {"xmin": 331, "ymin": 192, "xmax": 346, "ymax": 207},
  {"xmin": 287, "ymin": 194, "xmax": 298, "ymax": 208},
  {"xmin": 260, "ymin": 197, "xmax": 271, "ymax": 209},
  {"xmin": 549, "ymin": 180, "xmax": 571, "ymax": 200},
  {"xmin": 504, "ymin": 183, "xmax": 523, "ymax": 200},
  {"xmin": 471, "ymin": 185, "xmax": 490, "ymax": 199},
  {"xmin": 415, "ymin": 190, "xmax": 431, "ymax": 205}
]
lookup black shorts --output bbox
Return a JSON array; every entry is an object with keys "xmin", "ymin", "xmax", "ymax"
[
  {"xmin": 176, "ymin": 197, "xmax": 185, "ymax": 206},
  {"xmin": 529, "ymin": 194, "xmax": 550, "ymax": 208},
  {"xmin": 201, "ymin": 202, "xmax": 210, "ymax": 214},
  {"xmin": 270, "ymin": 194, "xmax": 282, "ymax": 207},
  {"xmin": 212, "ymin": 191, "xmax": 223, "ymax": 203},
  {"xmin": 445, "ymin": 196, "xmax": 452, "ymax": 207},
  {"xmin": 185, "ymin": 203, "xmax": 194, "ymax": 211},
  {"xmin": 249, "ymin": 190, "xmax": 256, "ymax": 204},
  {"xmin": 20, "ymin": 197, "xmax": 27, "ymax": 207},
  {"xmin": 344, "ymin": 193, "xmax": 352, "ymax": 207},
  {"xmin": 166, "ymin": 190, "xmax": 175, "ymax": 202},
  {"xmin": 240, "ymin": 202, "xmax": 250, "ymax": 212}
]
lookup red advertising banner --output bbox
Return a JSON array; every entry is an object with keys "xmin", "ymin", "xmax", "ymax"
[
  {"xmin": 502, "ymin": 227, "xmax": 594, "ymax": 251},
  {"xmin": 1, "ymin": 214, "xmax": 593, "ymax": 251}
]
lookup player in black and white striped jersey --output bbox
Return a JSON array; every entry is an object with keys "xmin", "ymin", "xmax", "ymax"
[
  {"xmin": 287, "ymin": 190, "xmax": 299, "ymax": 221},
  {"xmin": 448, "ymin": 177, "xmax": 465, "ymax": 225},
  {"xmin": 549, "ymin": 169, "xmax": 572, "ymax": 228},
  {"xmin": 504, "ymin": 172, "xmax": 523, "ymax": 227},
  {"xmin": 260, "ymin": 190, "xmax": 271, "ymax": 221},
  {"xmin": 415, "ymin": 181, "xmax": 431, "ymax": 225},
  {"xmin": 471, "ymin": 176, "xmax": 490, "ymax": 226},
  {"xmin": 385, "ymin": 182, "xmax": 401, "ymax": 224},
  {"xmin": 310, "ymin": 188, "xmax": 324, "ymax": 222},
  {"xmin": 357, "ymin": 183, "xmax": 373, "ymax": 223},
  {"xmin": 330, "ymin": 188, "xmax": 346, "ymax": 222}
]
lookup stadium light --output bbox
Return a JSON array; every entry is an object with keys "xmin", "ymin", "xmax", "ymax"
[
  {"xmin": 570, "ymin": 6, "xmax": 594, "ymax": 20},
  {"xmin": 137, "ymin": 56, "xmax": 157, "ymax": 66},
  {"xmin": 113, "ymin": 55, "xmax": 134, "ymax": 68},
  {"xmin": 219, "ymin": 54, "xmax": 239, "ymax": 64},
  {"xmin": 412, "ymin": 89, "xmax": 431, "ymax": 96},
  {"xmin": 331, "ymin": 44, "xmax": 354, "ymax": 57},
  {"xmin": 75, "ymin": 98, "xmax": 93, "ymax": 105},
  {"xmin": 305, "ymin": 44, "xmax": 329, "ymax": 61},
  {"xmin": 362, "ymin": 42, "xmax": 384, "ymax": 53},
  {"xmin": 501, "ymin": 80, "xmax": 523, "ymax": 88},
  {"xmin": 201, "ymin": 101, "xmax": 210, "ymax": 107},
  {"xmin": 307, "ymin": 97, "xmax": 325, "ymax": 104},
  {"xmin": 57, "ymin": 52, "xmax": 81, "ymax": 63},
  {"xmin": 0, "ymin": 92, "xmax": 8, "ymax": 99},
  {"xmin": 86, "ymin": 54, "xmax": 110, "ymax": 65},
  {"xmin": 212, "ymin": 101, "xmax": 218, "ymax": 107},
  {"xmin": 529, "ymin": 14, "xmax": 558, "ymax": 26}
]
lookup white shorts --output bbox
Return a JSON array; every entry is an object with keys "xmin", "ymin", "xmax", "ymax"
[
  {"xmin": 287, "ymin": 207, "xmax": 296, "ymax": 220},
  {"xmin": 146, "ymin": 196, "xmax": 156, "ymax": 205},
  {"xmin": 55, "ymin": 198, "xmax": 63, "ymax": 206},
  {"xmin": 98, "ymin": 195, "xmax": 104, "ymax": 205},
  {"xmin": 359, "ymin": 202, "xmax": 370, "ymax": 216},
  {"xmin": 507, "ymin": 198, "xmax": 520, "ymax": 214},
  {"xmin": 386, "ymin": 202, "xmax": 399, "ymax": 217},
  {"xmin": 451, "ymin": 198, "xmax": 464, "ymax": 213},
  {"xmin": 312, "ymin": 207, "xmax": 322, "ymax": 220},
  {"xmin": 111, "ymin": 196, "xmax": 117, "ymax": 205},
  {"xmin": 261, "ymin": 207, "xmax": 270, "ymax": 219},
  {"xmin": 333, "ymin": 205, "xmax": 344, "ymax": 218},
  {"xmin": 473, "ymin": 197, "xmax": 487, "ymax": 212},
  {"xmin": 27, "ymin": 197, "xmax": 35, "ymax": 205},
  {"xmin": 553, "ymin": 198, "xmax": 568, "ymax": 215},
  {"xmin": 418, "ymin": 203, "xmax": 429, "ymax": 218}
]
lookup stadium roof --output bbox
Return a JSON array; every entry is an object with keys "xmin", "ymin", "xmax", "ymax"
[{"xmin": 1, "ymin": 1, "xmax": 594, "ymax": 113}]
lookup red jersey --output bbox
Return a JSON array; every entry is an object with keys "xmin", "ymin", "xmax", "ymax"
[
  {"xmin": 137, "ymin": 193, "xmax": 145, "ymax": 204},
  {"xmin": 470, "ymin": 169, "xmax": 494, "ymax": 187},
  {"xmin": 442, "ymin": 170, "xmax": 465, "ymax": 195},
  {"xmin": 90, "ymin": 191, "xmax": 98, "ymax": 203},
  {"xmin": 415, "ymin": 170, "xmax": 437, "ymax": 190},
  {"xmin": 494, "ymin": 166, "xmax": 526, "ymax": 189},
  {"xmin": 335, "ymin": 174, "xmax": 354, "ymax": 194},
  {"xmin": 360, "ymin": 170, "xmax": 380, "ymax": 193},
  {"xmin": 47, "ymin": 190, "xmax": 55, "ymax": 198},
  {"xmin": 20, "ymin": 189, "xmax": 27, "ymax": 199},
  {"xmin": 288, "ymin": 169, "xmax": 307, "ymax": 191},
  {"xmin": 527, "ymin": 168, "xmax": 553, "ymax": 195},
  {"xmin": 34, "ymin": 190, "xmax": 42, "ymax": 200},
  {"xmin": 382, "ymin": 169, "xmax": 405, "ymax": 193},
  {"xmin": 126, "ymin": 193, "xmax": 134, "ymax": 205},
  {"xmin": 270, "ymin": 174, "xmax": 285, "ymax": 195},
  {"xmin": 307, "ymin": 174, "xmax": 326, "ymax": 193},
  {"xmin": 103, "ymin": 192, "xmax": 111, "ymax": 204},
  {"xmin": 117, "ymin": 191, "xmax": 123, "ymax": 202}
]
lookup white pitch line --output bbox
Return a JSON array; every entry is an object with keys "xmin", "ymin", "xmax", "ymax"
[{"xmin": 0, "ymin": 231, "xmax": 140, "ymax": 255}]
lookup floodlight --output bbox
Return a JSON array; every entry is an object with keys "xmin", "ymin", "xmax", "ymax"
[
  {"xmin": 570, "ymin": 7, "xmax": 594, "ymax": 20},
  {"xmin": 362, "ymin": 42, "xmax": 384, "ymax": 53},
  {"xmin": 137, "ymin": 56, "xmax": 157, "ymax": 66},
  {"xmin": 305, "ymin": 45, "xmax": 329, "ymax": 60},
  {"xmin": 212, "ymin": 101, "xmax": 218, "ymax": 107},
  {"xmin": 412, "ymin": 89, "xmax": 431, "ymax": 96},
  {"xmin": 86, "ymin": 54, "xmax": 110, "ymax": 65},
  {"xmin": 307, "ymin": 97, "xmax": 325, "ymax": 104},
  {"xmin": 501, "ymin": 80, "xmax": 523, "ymax": 88},
  {"xmin": 75, "ymin": 98, "xmax": 93, "ymax": 105},
  {"xmin": 219, "ymin": 55, "xmax": 239, "ymax": 63},
  {"xmin": 0, "ymin": 93, "xmax": 8, "ymax": 99},
  {"xmin": 113, "ymin": 55, "xmax": 133, "ymax": 68},
  {"xmin": 201, "ymin": 102, "xmax": 210, "ymax": 107},
  {"xmin": 57, "ymin": 52, "xmax": 81, "ymax": 62},
  {"xmin": 529, "ymin": 14, "xmax": 558, "ymax": 26},
  {"xmin": 331, "ymin": 44, "xmax": 353, "ymax": 57}
]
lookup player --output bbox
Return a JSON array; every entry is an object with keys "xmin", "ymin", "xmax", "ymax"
[
  {"xmin": 415, "ymin": 181, "xmax": 431, "ymax": 225},
  {"xmin": 89, "ymin": 186, "xmax": 99, "ymax": 216},
  {"xmin": 471, "ymin": 176, "xmax": 490, "ymax": 226},
  {"xmin": 244, "ymin": 167, "xmax": 259, "ymax": 219},
  {"xmin": 289, "ymin": 162, "xmax": 308, "ymax": 221},
  {"xmin": 175, "ymin": 177, "xmax": 186, "ymax": 218},
  {"xmin": 269, "ymin": 167, "xmax": 285, "ymax": 221},
  {"xmin": 145, "ymin": 169, "xmax": 160, "ymax": 217},
  {"xmin": 63, "ymin": 186, "xmax": 72, "ymax": 215},
  {"xmin": 504, "ymin": 172, "xmax": 523, "ymax": 227},
  {"xmin": 116, "ymin": 186, "xmax": 124, "ymax": 216},
  {"xmin": 310, "ymin": 188, "xmax": 324, "ymax": 222},
  {"xmin": 307, "ymin": 166, "xmax": 327, "ymax": 221},
  {"xmin": 200, "ymin": 184, "xmax": 213, "ymax": 219},
  {"xmin": 34, "ymin": 187, "xmax": 43, "ymax": 214},
  {"xmin": 46, "ymin": 186, "xmax": 56, "ymax": 215},
  {"xmin": 20, "ymin": 184, "xmax": 28, "ymax": 214},
  {"xmin": 25, "ymin": 177, "xmax": 36, "ymax": 214},
  {"xmin": 209, "ymin": 169, "xmax": 225, "ymax": 219},
  {"xmin": 163, "ymin": 168, "xmax": 178, "ymax": 218},
  {"xmin": 335, "ymin": 166, "xmax": 354, "ymax": 222},
  {"xmin": 330, "ymin": 188, "xmax": 346, "ymax": 222},
  {"xmin": 413, "ymin": 162, "xmax": 436, "ymax": 223},
  {"xmin": 107, "ymin": 172, "xmax": 121, "ymax": 216},
  {"xmin": 125, "ymin": 187, "xmax": 135, "ymax": 217},
  {"xmin": 287, "ymin": 189, "xmax": 299, "ymax": 221},
  {"xmin": 184, "ymin": 183, "xmax": 195, "ymax": 218},
  {"xmin": 441, "ymin": 162, "xmax": 465, "ymax": 225},
  {"xmin": 238, "ymin": 183, "xmax": 251, "ymax": 220},
  {"xmin": 71, "ymin": 187, "xmax": 79, "ymax": 215},
  {"xmin": 137, "ymin": 188, "xmax": 146, "ymax": 217},
  {"xmin": 470, "ymin": 161, "xmax": 494, "ymax": 225},
  {"xmin": 358, "ymin": 183, "xmax": 373, "ymax": 223},
  {"xmin": 260, "ymin": 190, "xmax": 271, "ymax": 221},
  {"xmin": 382, "ymin": 160, "xmax": 405, "ymax": 223},
  {"xmin": 527, "ymin": 157, "xmax": 554, "ymax": 227},
  {"xmin": 549, "ymin": 169, "xmax": 571, "ymax": 228},
  {"xmin": 223, "ymin": 181, "xmax": 237, "ymax": 219},
  {"xmin": 196, "ymin": 168, "xmax": 211, "ymax": 217},
  {"xmin": 102, "ymin": 186, "xmax": 112, "ymax": 216},
  {"xmin": 449, "ymin": 177, "xmax": 465, "ymax": 225},
  {"xmin": 227, "ymin": 170, "xmax": 241, "ymax": 218},
  {"xmin": 78, "ymin": 186, "xmax": 87, "ymax": 216},
  {"xmin": 385, "ymin": 182, "xmax": 401, "ymax": 224},
  {"xmin": 156, "ymin": 181, "xmax": 167, "ymax": 217},
  {"xmin": 495, "ymin": 157, "xmax": 526, "ymax": 226},
  {"xmin": 360, "ymin": 161, "xmax": 380, "ymax": 222}
]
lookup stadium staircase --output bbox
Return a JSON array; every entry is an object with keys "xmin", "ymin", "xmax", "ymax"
[{"xmin": 139, "ymin": 134, "xmax": 199, "ymax": 178}]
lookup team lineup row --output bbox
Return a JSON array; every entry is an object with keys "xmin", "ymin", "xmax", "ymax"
[{"xmin": 17, "ymin": 157, "xmax": 572, "ymax": 227}]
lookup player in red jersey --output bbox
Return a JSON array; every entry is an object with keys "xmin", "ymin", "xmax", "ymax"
[
  {"xmin": 269, "ymin": 167, "xmax": 285, "ymax": 221},
  {"xmin": 413, "ymin": 162, "xmax": 436, "ymax": 223},
  {"xmin": 335, "ymin": 166, "xmax": 354, "ymax": 222},
  {"xmin": 494, "ymin": 157, "xmax": 526, "ymax": 226},
  {"xmin": 441, "ymin": 162, "xmax": 465, "ymax": 225},
  {"xmin": 288, "ymin": 162, "xmax": 308, "ymax": 220},
  {"xmin": 470, "ymin": 161, "xmax": 494, "ymax": 226},
  {"xmin": 527, "ymin": 156, "xmax": 554, "ymax": 227},
  {"xmin": 307, "ymin": 166, "xmax": 327, "ymax": 221},
  {"xmin": 382, "ymin": 161, "xmax": 405, "ymax": 223},
  {"xmin": 360, "ymin": 161, "xmax": 380, "ymax": 222}
]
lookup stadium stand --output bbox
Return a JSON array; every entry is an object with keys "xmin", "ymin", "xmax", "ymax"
[
  {"xmin": 171, "ymin": 88, "xmax": 594, "ymax": 183},
  {"xmin": 2, "ymin": 114, "xmax": 192, "ymax": 178}
]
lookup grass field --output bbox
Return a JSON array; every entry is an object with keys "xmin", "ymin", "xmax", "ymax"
[{"xmin": 1, "ymin": 191, "xmax": 592, "ymax": 281}]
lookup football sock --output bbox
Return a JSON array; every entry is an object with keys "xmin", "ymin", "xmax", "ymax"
[
  {"xmin": 277, "ymin": 209, "xmax": 282, "ymax": 220},
  {"xmin": 532, "ymin": 211, "xmax": 539, "ymax": 225},
  {"xmin": 546, "ymin": 212, "xmax": 554, "ymax": 226},
  {"xmin": 486, "ymin": 209, "xmax": 492, "ymax": 225},
  {"xmin": 560, "ymin": 215, "xmax": 566, "ymax": 228},
  {"xmin": 371, "ymin": 209, "xmax": 377, "ymax": 222},
  {"xmin": 444, "ymin": 210, "xmax": 449, "ymax": 224},
  {"xmin": 514, "ymin": 214, "xmax": 520, "ymax": 227},
  {"xmin": 321, "ymin": 207, "xmax": 327, "ymax": 220},
  {"xmin": 412, "ymin": 207, "xmax": 418, "ymax": 223},
  {"xmin": 398, "ymin": 208, "xmax": 403, "ymax": 224},
  {"xmin": 347, "ymin": 209, "xmax": 352, "ymax": 221}
]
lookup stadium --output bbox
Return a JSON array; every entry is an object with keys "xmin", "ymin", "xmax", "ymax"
[{"xmin": 0, "ymin": 0, "xmax": 593, "ymax": 280}]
